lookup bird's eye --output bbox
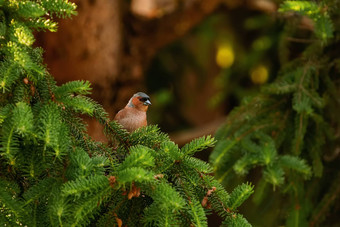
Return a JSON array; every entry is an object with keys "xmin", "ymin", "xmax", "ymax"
[{"xmin": 139, "ymin": 97, "xmax": 148, "ymax": 102}]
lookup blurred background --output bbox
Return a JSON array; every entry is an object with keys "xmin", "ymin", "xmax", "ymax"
[
  {"xmin": 37, "ymin": 0, "xmax": 283, "ymax": 142},
  {"xmin": 36, "ymin": 0, "xmax": 304, "ymax": 225}
]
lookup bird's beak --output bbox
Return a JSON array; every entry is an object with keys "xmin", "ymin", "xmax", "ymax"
[{"xmin": 144, "ymin": 100, "xmax": 152, "ymax": 106}]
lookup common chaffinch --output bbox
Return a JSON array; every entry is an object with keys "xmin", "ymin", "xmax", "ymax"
[{"xmin": 114, "ymin": 92, "xmax": 152, "ymax": 132}]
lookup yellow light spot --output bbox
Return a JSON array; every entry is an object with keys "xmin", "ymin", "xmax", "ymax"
[
  {"xmin": 250, "ymin": 65, "xmax": 269, "ymax": 85},
  {"xmin": 292, "ymin": 5, "xmax": 301, "ymax": 11},
  {"xmin": 30, "ymin": 169, "xmax": 34, "ymax": 178},
  {"xmin": 57, "ymin": 207, "xmax": 63, "ymax": 217},
  {"xmin": 55, "ymin": 148, "xmax": 60, "ymax": 157},
  {"xmin": 216, "ymin": 44, "xmax": 234, "ymax": 68}
]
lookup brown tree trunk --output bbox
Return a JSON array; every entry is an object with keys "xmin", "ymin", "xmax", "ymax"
[{"xmin": 40, "ymin": 0, "xmax": 125, "ymax": 114}]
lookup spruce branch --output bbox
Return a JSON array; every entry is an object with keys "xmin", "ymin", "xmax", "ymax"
[
  {"xmin": 279, "ymin": 155, "xmax": 312, "ymax": 179},
  {"xmin": 181, "ymin": 135, "xmax": 216, "ymax": 156},
  {"xmin": 62, "ymin": 175, "xmax": 110, "ymax": 198},
  {"xmin": 279, "ymin": 1, "xmax": 334, "ymax": 42},
  {"xmin": 310, "ymin": 173, "xmax": 340, "ymax": 226},
  {"xmin": 0, "ymin": 1, "xmax": 254, "ymax": 226},
  {"xmin": 0, "ymin": 60, "xmax": 21, "ymax": 93},
  {"xmin": 228, "ymin": 183, "xmax": 254, "ymax": 211}
]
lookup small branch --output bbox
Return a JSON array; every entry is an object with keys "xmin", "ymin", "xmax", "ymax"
[
  {"xmin": 310, "ymin": 175, "xmax": 340, "ymax": 227},
  {"xmin": 286, "ymin": 37, "xmax": 316, "ymax": 43}
]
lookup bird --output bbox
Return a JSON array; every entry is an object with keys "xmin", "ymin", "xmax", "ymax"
[{"xmin": 114, "ymin": 92, "xmax": 152, "ymax": 132}]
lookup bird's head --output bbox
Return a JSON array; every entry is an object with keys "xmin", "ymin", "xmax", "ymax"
[{"xmin": 128, "ymin": 92, "xmax": 152, "ymax": 111}]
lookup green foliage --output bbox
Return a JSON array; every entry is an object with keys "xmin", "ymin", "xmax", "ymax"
[
  {"xmin": 0, "ymin": 1, "xmax": 251, "ymax": 226},
  {"xmin": 211, "ymin": 0, "xmax": 340, "ymax": 226},
  {"xmin": 279, "ymin": 1, "xmax": 334, "ymax": 42},
  {"xmin": 222, "ymin": 214, "xmax": 251, "ymax": 227},
  {"xmin": 228, "ymin": 183, "xmax": 254, "ymax": 211},
  {"xmin": 181, "ymin": 135, "xmax": 216, "ymax": 156}
]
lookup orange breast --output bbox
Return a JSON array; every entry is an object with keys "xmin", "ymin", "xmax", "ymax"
[{"xmin": 114, "ymin": 107, "xmax": 147, "ymax": 132}]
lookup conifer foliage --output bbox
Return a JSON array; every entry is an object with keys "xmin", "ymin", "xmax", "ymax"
[
  {"xmin": 211, "ymin": 0, "xmax": 340, "ymax": 226},
  {"xmin": 0, "ymin": 1, "xmax": 252, "ymax": 226}
]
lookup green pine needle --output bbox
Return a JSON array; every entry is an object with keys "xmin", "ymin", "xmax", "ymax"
[
  {"xmin": 228, "ymin": 182, "xmax": 254, "ymax": 211},
  {"xmin": 181, "ymin": 135, "xmax": 216, "ymax": 156}
]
